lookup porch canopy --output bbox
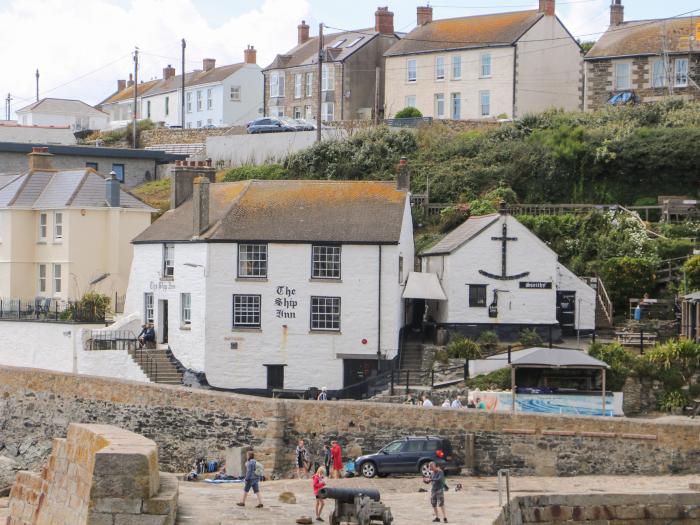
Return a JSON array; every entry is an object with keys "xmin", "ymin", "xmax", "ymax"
[
  {"xmin": 509, "ymin": 347, "xmax": 610, "ymax": 415},
  {"xmin": 402, "ymin": 272, "xmax": 447, "ymax": 301}
]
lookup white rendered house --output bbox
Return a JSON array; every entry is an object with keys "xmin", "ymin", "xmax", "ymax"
[
  {"xmin": 15, "ymin": 98, "xmax": 109, "ymax": 132},
  {"xmin": 417, "ymin": 208, "xmax": 595, "ymax": 340},
  {"xmin": 124, "ymin": 167, "xmax": 414, "ymax": 392}
]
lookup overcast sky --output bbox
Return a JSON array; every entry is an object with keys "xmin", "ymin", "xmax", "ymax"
[{"xmin": 1, "ymin": 0, "xmax": 698, "ymax": 116}]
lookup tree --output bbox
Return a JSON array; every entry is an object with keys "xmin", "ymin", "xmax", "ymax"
[
  {"xmin": 684, "ymin": 255, "xmax": 700, "ymax": 292},
  {"xmin": 395, "ymin": 107, "xmax": 423, "ymax": 119}
]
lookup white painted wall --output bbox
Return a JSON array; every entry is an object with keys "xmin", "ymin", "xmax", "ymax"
[
  {"xmin": 185, "ymin": 83, "xmax": 224, "ymax": 128},
  {"xmin": 142, "ymin": 91, "xmax": 180, "ymax": 127},
  {"xmin": 557, "ymin": 264, "xmax": 595, "ymax": 331},
  {"xmin": 19, "ymin": 111, "xmax": 108, "ymax": 132},
  {"xmin": 222, "ymin": 65, "xmax": 264, "ymax": 125},
  {"xmin": 0, "ymin": 125, "xmax": 75, "ymax": 144}
]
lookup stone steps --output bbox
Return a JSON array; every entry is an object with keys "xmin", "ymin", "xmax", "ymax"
[{"xmin": 128, "ymin": 349, "xmax": 183, "ymax": 385}]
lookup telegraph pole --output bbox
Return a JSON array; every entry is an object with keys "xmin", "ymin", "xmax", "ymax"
[
  {"xmin": 316, "ymin": 23, "xmax": 323, "ymax": 143},
  {"xmin": 132, "ymin": 47, "xmax": 139, "ymax": 148},
  {"xmin": 181, "ymin": 38, "xmax": 186, "ymax": 129},
  {"xmin": 35, "ymin": 69, "xmax": 39, "ymax": 102},
  {"xmin": 5, "ymin": 93, "xmax": 11, "ymax": 120}
]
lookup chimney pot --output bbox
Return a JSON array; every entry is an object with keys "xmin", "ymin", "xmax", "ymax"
[
  {"xmin": 27, "ymin": 147, "xmax": 53, "ymax": 170},
  {"xmin": 375, "ymin": 6, "xmax": 395, "ymax": 35},
  {"xmin": 163, "ymin": 64, "xmax": 176, "ymax": 80},
  {"xmin": 106, "ymin": 171, "xmax": 121, "ymax": 207},
  {"xmin": 117, "ymin": 79, "xmax": 126, "ymax": 91},
  {"xmin": 539, "ymin": 0, "xmax": 555, "ymax": 16},
  {"xmin": 610, "ymin": 0, "xmax": 624, "ymax": 26},
  {"xmin": 417, "ymin": 6, "xmax": 433, "ymax": 26},
  {"xmin": 298, "ymin": 20, "xmax": 310, "ymax": 45},
  {"xmin": 203, "ymin": 58, "xmax": 216, "ymax": 71},
  {"xmin": 396, "ymin": 156, "xmax": 410, "ymax": 191},
  {"xmin": 244, "ymin": 45, "xmax": 257, "ymax": 65},
  {"xmin": 127, "ymin": 73, "xmax": 134, "ymax": 87}
]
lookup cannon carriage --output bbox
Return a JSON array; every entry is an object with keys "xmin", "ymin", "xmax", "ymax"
[{"xmin": 318, "ymin": 487, "xmax": 393, "ymax": 525}]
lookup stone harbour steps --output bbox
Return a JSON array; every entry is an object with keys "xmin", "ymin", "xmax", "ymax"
[{"xmin": 128, "ymin": 348, "xmax": 184, "ymax": 385}]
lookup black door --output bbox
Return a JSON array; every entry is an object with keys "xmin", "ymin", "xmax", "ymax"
[
  {"xmin": 266, "ymin": 365, "xmax": 285, "ymax": 390},
  {"xmin": 343, "ymin": 359, "xmax": 378, "ymax": 388},
  {"xmin": 556, "ymin": 291, "xmax": 576, "ymax": 336},
  {"xmin": 162, "ymin": 300, "xmax": 169, "ymax": 343}
]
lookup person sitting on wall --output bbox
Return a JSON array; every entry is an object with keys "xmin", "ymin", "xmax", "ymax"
[
  {"xmin": 139, "ymin": 323, "xmax": 156, "ymax": 349},
  {"xmin": 137, "ymin": 324, "xmax": 148, "ymax": 347}
]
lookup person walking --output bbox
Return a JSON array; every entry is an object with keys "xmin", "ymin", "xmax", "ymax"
[
  {"xmin": 312, "ymin": 466, "xmax": 327, "ymax": 522},
  {"xmin": 322, "ymin": 444, "xmax": 332, "ymax": 475},
  {"xmin": 317, "ymin": 387, "xmax": 328, "ymax": 400},
  {"xmin": 421, "ymin": 395, "xmax": 434, "ymax": 407},
  {"xmin": 296, "ymin": 440, "xmax": 309, "ymax": 479},
  {"xmin": 330, "ymin": 441, "xmax": 343, "ymax": 479},
  {"xmin": 451, "ymin": 396, "xmax": 463, "ymax": 409},
  {"xmin": 424, "ymin": 461, "xmax": 447, "ymax": 523},
  {"xmin": 236, "ymin": 451, "xmax": 263, "ymax": 508}
]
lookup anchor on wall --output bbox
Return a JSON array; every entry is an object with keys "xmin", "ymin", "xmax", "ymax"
[{"xmin": 478, "ymin": 222, "xmax": 530, "ymax": 281}]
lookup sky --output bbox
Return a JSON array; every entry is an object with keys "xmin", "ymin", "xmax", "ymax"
[{"xmin": 1, "ymin": 0, "xmax": 699, "ymax": 117}]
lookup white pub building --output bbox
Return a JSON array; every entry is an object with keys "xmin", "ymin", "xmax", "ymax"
[{"xmin": 124, "ymin": 164, "xmax": 414, "ymax": 393}]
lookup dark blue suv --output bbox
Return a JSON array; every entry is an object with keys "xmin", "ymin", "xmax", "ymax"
[{"xmin": 354, "ymin": 436, "xmax": 463, "ymax": 478}]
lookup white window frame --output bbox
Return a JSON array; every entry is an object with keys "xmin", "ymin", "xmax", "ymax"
[
  {"xmin": 270, "ymin": 106, "xmax": 284, "ymax": 118},
  {"xmin": 405, "ymin": 95, "xmax": 416, "ymax": 108},
  {"xmin": 479, "ymin": 90, "xmax": 490, "ymax": 117},
  {"xmin": 294, "ymin": 73, "xmax": 302, "ymax": 99},
  {"xmin": 407, "ymin": 59, "xmax": 417, "ymax": 82},
  {"xmin": 305, "ymin": 72, "xmax": 313, "ymax": 97},
  {"xmin": 181, "ymin": 293, "xmax": 191, "ymax": 326},
  {"xmin": 206, "ymin": 88, "xmax": 213, "ymax": 110},
  {"xmin": 186, "ymin": 92, "xmax": 192, "ymax": 113},
  {"xmin": 435, "ymin": 93, "xmax": 445, "ymax": 119},
  {"xmin": 435, "ymin": 56, "xmax": 445, "ymax": 80},
  {"xmin": 233, "ymin": 294, "xmax": 261, "ymax": 328},
  {"xmin": 614, "ymin": 62, "xmax": 631, "ymax": 90},
  {"xmin": 312, "ymin": 245, "xmax": 341, "ymax": 279},
  {"xmin": 321, "ymin": 101, "xmax": 334, "ymax": 121},
  {"xmin": 196, "ymin": 90, "xmax": 203, "ymax": 111},
  {"xmin": 310, "ymin": 296, "xmax": 341, "ymax": 331},
  {"xmin": 451, "ymin": 92, "xmax": 461, "ymax": 120},
  {"xmin": 144, "ymin": 292, "xmax": 154, "ymax": 323},
  {"xmin": 238, "ymin": 243, "xmax": 267, "ymax": 278},
  {"xmin": 163, "ymin": 243, "xmax": 175, "ymax": 278},
  {"xmin": 651, "ymin": 59, "xmax": 667, "ymax": 88},
  {"xmin": 480, "ymin": 53, "xmax": 492, "ymax": 78},
  {"xmin": 53, "ymin": 264, "xmax": 62, "ymax": 294},
  {"xmin": 675, "ymin": 58, "xmax": 689, "ymax": 87},
  {"xmin": 230, "ymin": 85, "xmax": 241, "ymax": 101},
  {"xmin": 38, "ymin": 264, "xmax": 46, "ymax": 294},
  {"xmin": 293, "ymin": 106, "xmax": 302, "ymax": 119},
  {"xmin": 39, "ymin": 213, "xmax": 47, "ymax": 241},
  {"xmin": 452, "ymin": 55, "xmax": 462, "ymax": 80},
  {"xmin": 322, "ymin": 64, "xmax": 335, "ymax": 92},
  {"xmin": 270, "ymin": 71, "xmax": 285, "ymax": 98},
  {"xmin": 53, "ymin": 212, "xmax": 63, "ymax": 241}
]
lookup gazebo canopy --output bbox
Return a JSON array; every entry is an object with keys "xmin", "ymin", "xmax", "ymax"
[{"xmin": 510, "ymin": 347, "xmax": 609, "ymax": 369}]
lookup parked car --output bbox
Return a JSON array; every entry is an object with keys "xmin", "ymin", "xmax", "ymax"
[
  {"xmin": 290, "ymin": 118, "xmax": 316, "ymax": 131},
  {"xmin": 246, "ymin": 118, "xmax": 295, "ymax": 134},
  {"xmin": 354, "ymin": 436, "xmax": 463, "ymax": 478}
]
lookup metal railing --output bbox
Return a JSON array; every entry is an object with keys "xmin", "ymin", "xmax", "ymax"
[
  {"xmin": 583, "ymin": 276, "xmax": 614, "ymax": 327},
  {"xmin": 0, "ymin": 298, "xmax": 106, "ymax": 323},
  {"xmin": 656, "ymin": 256, "xmax": 691, "ymax": 284},
  {"xmin": 134, "ymin": 346, "xmax": 158, "ymax": 382},
  {"xmin": 85, "ymin": 330, "xmax": 137, "ymax": 351}
]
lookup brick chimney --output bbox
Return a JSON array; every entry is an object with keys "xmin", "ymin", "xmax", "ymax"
[
  {"xmin": 193, "ymin": 176, "xmax": 210, "ymax": 236},
  {"xmin": 375, "ymin": 6, "xmax": 394, "ymax": 35},
  {"xmin": 396, "ymin": 157, "xmax": 410, "ymax": 192},
  {"xmin": 610, "ymin": 0, "xmax": 624, "ymax": 26},
  {"xmin": 27, "ymin": 146, "xmax": 53, "ymax": 171},
  {"xmin": 169, "ymin": 160, "xmax": 215, "ymax": 210},
  {"xmin": 417, "ymin": 6, "xmax": 433, "ymax": 26},
  {"xmin": 127, "ymin": 73, "xmax": 134, "ymax": 87},
  {"xmin": 106, "ymin": 171, "xmax": 121, "ymax": 207},
  {"xmin": 163, "ymin": 64, "xmax": 176, "ymax": 80},
  {"xmin": 244, "ymin": 45, "xmax": 257, "ymax": 64},
  {"xmin": 539, "ymin": 0, "xmax": 555, "ymax": 16},
  {"xmin": 203, "ymin": 58, "xmax": 216, "ymax": 71},
  {"xmin": 117, "ymin": 79, "xmax": 126, "ymax": 91},
  {"xmin": 298, "ymin": 20, "xmax": 310, "ymax": 45}
]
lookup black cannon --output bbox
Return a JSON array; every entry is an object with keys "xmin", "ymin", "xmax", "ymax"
[{"xmin": 318, "ymin": 487, "xmax": 392, "ymax": 525}]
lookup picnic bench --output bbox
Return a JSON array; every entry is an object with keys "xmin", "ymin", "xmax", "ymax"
[{"xmin": 615, "ymin": 331, "xmax": 658, "ymax": 350}]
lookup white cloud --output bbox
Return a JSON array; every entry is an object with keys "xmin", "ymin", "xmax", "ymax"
[
  {"xmin": 558, "ymin": 0, "xmax": 610, "ymax": 43},
  {"xmin": 0, "ymin": 0, "xmax": 310, "ymax": 114}
]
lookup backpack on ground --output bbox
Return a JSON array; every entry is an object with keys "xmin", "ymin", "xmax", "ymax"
[{"xmin": 254, "ymin": 460, "xmax": 264, "ymax": 478}]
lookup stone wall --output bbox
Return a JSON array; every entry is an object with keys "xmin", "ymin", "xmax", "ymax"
[
  {"xmin": 6, "ymin": 423, "xmax": 177, "ymax": 525},
  {"xmin": 2, "ymin": 365, "xmax": 700, "ymax": 487},
  {"xmin": 140, "ymin": 128, "xmax": 246, "ymax": 148}
]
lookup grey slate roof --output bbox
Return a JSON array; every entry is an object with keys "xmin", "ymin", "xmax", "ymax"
[
  {"xmin": 684, "ymin": 291, "xmax": 700, "ymax": 302},
  {"xmin": 0, "ymin": 169, "xmax": 153, "ymax": 210},
  {"xmin": 133, "ymin": 179, "xmax": 407, "ymax": 244},
  {"xmin": 420, "ymin": 213, "xmax": 500, "ymax": 256},
  {"xmin": 510, "ymin": 347, "xmax": 610, "ymax": 369},
  {"xmin": 16, "ymin": 98, "xmax": 107, "ymax": 117},
  {"xmin": 0, "ymin": 142, "xmax": 187, "ymax": 163}
]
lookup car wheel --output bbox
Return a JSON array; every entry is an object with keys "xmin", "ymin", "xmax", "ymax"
[
  {"xmin": 360, "ymin": 462, "xmax": 377, "ymax": 478},
  {"xmin": 419, "ymin": 461, "xmax": 431, "ymax": 478}
]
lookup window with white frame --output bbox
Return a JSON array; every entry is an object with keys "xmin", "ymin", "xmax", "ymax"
[
  {"xmin": 38, "ymin": 264, "xmax": 46, "ymax": 293},
  {"xmin": 181, "ymin": 293, "xmax": 191, "ymax": 326},
  {"xmin": 452, "ymin": 55, "xmax": 462, "ymax": 79},
  {"xmin": 347, "ymin": 36, "xmax": 363, "ymax": 47},
  {"xmin": 230, "ymin": 86, "xmax": 241, "ymax": 101},
  {"xmin": 322, "ymin": 102, "xmax": 335, "ymax": 121},
  {"xmin": 322, "ymin": 64, "xmax": 335, "ymax": 91},
  {"xmin": 294, "ymin": 106, "xmax": 302, "ymax": 119},
  {"xmin": 435, "ymin": 93, "xmax": 445, "ymax": 118},
  {"xmin": 53, "ymin": 264, "xmax": 62, "ymax": 294},
  {"xmin": 652, "ymin": 60, "xmax": 666, "ymax": 88},
  {"xmin": 206, "ymin": 118, "xmax": 212, "ymax": 126},
  {"xmin": 270, "ymin": 71, "xmax": 285, "ymax": 97},
  {"xmin": 435, "ymin": 56, "xmax": 445, "ymax": 80},
  {"xmin": 407, "ymin": 59, "xmax": 417, "ymax": 82},
  {"xmin": 451, "ymin": 92, "xmax": 461, "ymax": 120},
  {"xmin": 405, "ymin": 95, "xmax": 416, "ymax": 108},
  {"xmin": 479, "ymin": 91, "xmax": 490, "ymax": 116},
  {"xmin": 196, "ymin": 90, "xmax": 203, "ymax": 111},
  {"xmin": 38, "ymin": 213, "xmax": 47, "ymax": 240},
  {"xmin": 480, "ymin": 53, "xmax": 492, "ymax": 78},
  {"xmin": 311, "ymin": 296, "xmax": 341, "ymax": 331},
  {"xmin": 163, "ymin": 243, "xmax": 174, "ymax": 278},
  {"xmin": 294, "ymin": 73, "xmax": 303, "ymax": 98},
  {"xmin": 144, "ymin": 292, "xmax": 154, "ymax": 323},
  {"xmin": 196, "ymin": 120, "xmax": 202, "ymax": 128},
  {"xmin": 312, "ymin": 245, "xmax": 341, "ymax": 279},
  {"xmin": 186, "ymin": 92, "xmax": 192, "ymax": 113},
  {"xmin": 238, "ymin": 243, "xmax": 267, "ymax": 278},
  {"xmin": 53, "ymin": 212, "xmax": 63, "ymax": 240},
  {"xmin": 675, "ymin": 58, "xmax": 689, "ymax": 87},
  {"xmin": 186, "ymin": 122, "xmax": 192, "ymax": 129},
  {"xmin": 233, "ymin": 294, "xmax": 261, "ymax": 328},
  {"xmin": 614, "ymin": 62, "xmax": 631, "ymax": 90},
  {"xmin": 305, "ymin": 72, "xmax": 313, "ymax": 97},
  {"xmin": 207, "ymin": 89, "xmax": 213, "ymax": 110}
]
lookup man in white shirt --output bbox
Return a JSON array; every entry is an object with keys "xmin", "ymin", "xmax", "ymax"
[
  {"xmin": 451, "ymin": 396, "xmax": 463, "ymax": 409},
  {"xmin": 441, "ymin": 399, "xmax": 451, "ymax": 408},
  {"xmin": 421, "ymin": 395, "xmax": 433, "ymax": 407}
]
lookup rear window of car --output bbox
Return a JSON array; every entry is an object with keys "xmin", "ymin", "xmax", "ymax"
[
  {"xmin": 402, "ymin": 440, "xmax": 425, "ymax": 452},
  {"xmin": 256, "ymin": 119, "xmax": 270, "ymax": 125},
  {"xmin": 425, "ymin": 440, "xmax": 440, "ymax": 452}
]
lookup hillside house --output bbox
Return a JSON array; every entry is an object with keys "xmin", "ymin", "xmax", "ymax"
[
  {"xmin": 383, "ymin": 1, "xmax": 582, "ymax": 119},
  {"xmin": 124, "ymin": 164, "xmax": 414, "ymax": 393},
  {"xmin": 263, "ymin": 7, "xmax": 400, "ymax": 121},
  {"xmin": 15, "ymin": 98, "xmax": 109, "ymax": 132},
  {"xmin": 584, "ymin": 1, "xmax": 700, "ymax": 111}
]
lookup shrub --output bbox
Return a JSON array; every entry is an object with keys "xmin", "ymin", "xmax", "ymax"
[
  {"xmin": 657, "ymin": 390, "xmax": 689, "ymax": 412},
  {"xmin": 596, "ymin": 256, "xmax": 656, "ymax": 310},
  {"xmin": 477, "ymin": 330, "xmax": 499, "ymax": 352},
  {"xmin": 467, "ymin": 367, "xmax": 511, "ymax": 390},
  {"xmin": 684, "ymin": 255, "xmax": 700, "ymax": 292},
  {"xmin": 588, "ymin": 342, "xmax": 637, "ymax": 391},
  {"xmin": 655, "ymin": 238, "xmax": 694, "ymax": 260},
  {"xmin": 446, "ymin": 336, "xmax": 482, "ymax": 360},
  {"xmin": 438, "ymin": 203, "xmax": 470, "ymax": 233},
  {"xmin": 222, "ymin": 164, "xmax": 287, "ymax": 182},
  {"xmin": 519, "ymin": 328, "xmax": 542, "ymax": 347},
  {"xmin": 395, "ymin": 107, "xmax": 423, "ymax": 119}
]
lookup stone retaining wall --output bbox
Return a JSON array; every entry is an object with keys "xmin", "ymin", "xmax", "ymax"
[
  {"xmin": 1, "ymin": 365, "xmax": 700, "ymax": 484},
  {"xmin": 140, "ymin": 128, "xmax": 245, "ymax": 148}
]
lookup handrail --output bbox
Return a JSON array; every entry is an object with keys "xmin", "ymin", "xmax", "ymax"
[{"xmin": 85, "ymin": 329, "xmax": 136, "ymax": 350}]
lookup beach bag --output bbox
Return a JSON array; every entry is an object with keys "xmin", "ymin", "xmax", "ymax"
[{"xmin": 254, "ymin": 460, "xmax": 264, "ymax": 478}]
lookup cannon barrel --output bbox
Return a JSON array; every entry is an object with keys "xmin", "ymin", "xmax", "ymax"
[{"xmin": 318, "ymin": 487, "xmax": 381, "ymax": 503}]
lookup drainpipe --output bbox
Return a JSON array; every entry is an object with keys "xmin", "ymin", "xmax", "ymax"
[
  {"xmin": 340, "ymin": 62, "xmax": 345, "ymax": 121},
  {"xmin": 263, "ymin": 73, "xmax": 267, "ymax": 116},
  {"xmin": 512, "ymin": 45, "xmax": 518, "ymax": 119},
  {"xmin": 377, "ymin": 245, "xmax": 382, "ymax": 367}
]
